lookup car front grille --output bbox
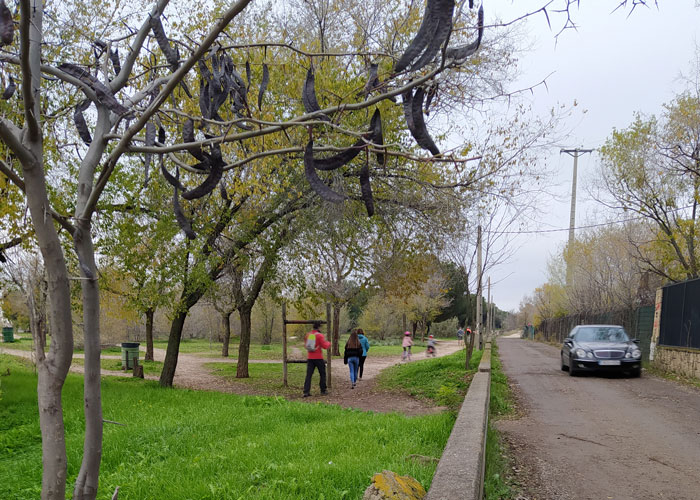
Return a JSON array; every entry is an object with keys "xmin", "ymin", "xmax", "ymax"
[{"xmin": 593, "ymin": 350, "xmax": 625, "ymax": 359}]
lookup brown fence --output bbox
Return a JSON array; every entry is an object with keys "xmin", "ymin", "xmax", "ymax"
[{"xmin": 537, "ymin": 306, "xmax": 654, "ymax": 361}]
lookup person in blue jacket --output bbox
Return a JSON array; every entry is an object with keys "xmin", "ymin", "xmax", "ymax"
[{"xmin": 356, "ymin": 328, "xmax": 370, "ymax": 380}]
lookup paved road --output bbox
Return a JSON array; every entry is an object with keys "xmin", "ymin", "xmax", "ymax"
[{"xmin": 496, "ymin": 337, "xmax": 700, "ymax": 500}]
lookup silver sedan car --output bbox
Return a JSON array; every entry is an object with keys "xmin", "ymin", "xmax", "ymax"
[{"xmin": 561, "ymin": 325, "xmax": 642, "ymax": 377}]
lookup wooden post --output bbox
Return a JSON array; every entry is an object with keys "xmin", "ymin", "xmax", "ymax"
[
  {"xmin": 326, "ymin": 303, "xmax": 332, "ymax": 389},
  {"xmin": 282, "ymin": 303, "xmax": 288, "ymax": 387}
]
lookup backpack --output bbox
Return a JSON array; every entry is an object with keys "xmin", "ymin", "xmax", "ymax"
[{"xmin": 305, "ymin": 332, "xmax": 317, "ymax": 352}]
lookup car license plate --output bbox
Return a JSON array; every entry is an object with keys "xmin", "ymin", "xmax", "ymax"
[{"xmin": 598, "ymin": 360, "xmax": 621, "ymax": 366}]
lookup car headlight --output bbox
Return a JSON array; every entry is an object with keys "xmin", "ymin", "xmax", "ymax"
[
  {"xmin": 575, "ymin": 348, "xmax": 587, "ymax": 358},
  {"xmin": 632, "ymin": 349, "xmax": 641, "ymax": 359}
]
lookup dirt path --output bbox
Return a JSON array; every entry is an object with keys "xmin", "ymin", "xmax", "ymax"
[
  {"xmin": 2, "ymin": 339, "xmax": 464, "ymax": 416},
  {"xmin": 496, "ymin": 337, "xmax": 700, "ymax": 500}
]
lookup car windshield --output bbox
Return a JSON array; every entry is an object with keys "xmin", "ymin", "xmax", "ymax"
[{"xmin": 574, "ymin": 327, "xmax": 629, "ymax": 342}]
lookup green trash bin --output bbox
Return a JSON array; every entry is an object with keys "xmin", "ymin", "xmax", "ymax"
[
  {"xmin": 120, "ymin": 342, "xmax": 140, "ymax": 370},
  {"xmin": 2, "ymin": 326, "xmax": 14, "ymax": 343}
]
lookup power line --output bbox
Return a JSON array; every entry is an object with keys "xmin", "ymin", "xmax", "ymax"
[{"xmin": 487, "ymin": 204, "xmax": 695, "ymax": 235}]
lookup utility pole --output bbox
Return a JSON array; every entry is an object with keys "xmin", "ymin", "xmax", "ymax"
[
  {"xmin": 486, "ymin": 276, "xmax": 491, "ymax": 339},
  {"xmin": 560, "ymin": 148, "xmax": 593, "ymax": 285},
  {"xmin": 476, "ymin": 225, "xmax": 483, "ymax": 350}
]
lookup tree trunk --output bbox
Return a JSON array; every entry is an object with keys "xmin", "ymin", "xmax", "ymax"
[
  {"xmin": 145, "ymin": 309, "xmax": 154, "ymax": 362},
  {"xmin": 222, "ymin": 312, "xmax": 231, "ymax": 357},
  {"xmin": 262, "ymin": 316, "xmax": 273, "ymax": 345},
  {"xmin": 332, "ymin": 303, "xmax": 341, "ymax": 357},
  {"xmin": 73, "ymin": 224, "xmax": 103, "ymax": 500},
  {"xmin": 159, "ymin": 310, "xmax": 187, "ymax": 387},
  {"xmin": 236, "ymin": 306, "xmax": 252, "ymax": 378}
]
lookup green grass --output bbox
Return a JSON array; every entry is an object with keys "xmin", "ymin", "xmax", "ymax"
[
  {"xmin": 0, "ymin": 336, "xmax": 38, "ymax": 351},
  {"xmin": 0, "ymin": 354, "xmax": 453, "ymax": 500},
  {"xmin": 70, "ymin": 358, "xmax": 164, "ymax": 376},
  {"xmin": 484, "ymin": 342, "xmax": 517, "ymax": 500},
  {"xmin": 376, "ymin": 349, "xmax": 483, "ymax": 411},
  {"xmin": 643, "ymin": 361, "xmax": 700, "ymax": 389},
  {"xmin": 205, "ymin": 362, "xmax": 307, "ymax": 397}
]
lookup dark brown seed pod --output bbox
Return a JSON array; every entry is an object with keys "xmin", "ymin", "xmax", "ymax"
[
  {"xmin": 173, "ymin": 186, "xmax": 196, "ymax": 240},
  {"xmin": 362, "ymin": 63, "xmax": 380, "ymax": 99},
  {"xmin": 183, "ymin": 118, "xmax": 206, "ymax": 161},
  {"xmin": 198, "ymin": 80, "xmax": 211, "ymax": 119},
  {"xmin": 73, "ymin": 100, "xmax": 92, "ymax": 145},
  {"xmin": 408, "ymin": 0, "xmax": 455, "ymax": 72},
  {"xmin": 313, "ymin": 139, "xmax": 365, "ymax": 171},
  {"xmin": 198, "ymin": 59, "xmax": 212, "ymax": 82},
  {"xmin": 369, "ymin": 109, "xmax": 385, "ymax": 167},
  {"xmin": 109, "ymin": 48, "xmax": 121, "ymax": 76},
  {"xmin": 410, "ymin": 87, "xmax": 440, "ymax": 156},
  {"xmin": 149, "ymin": 16, "xmax": 179, "ymax": 71},
  {"xmin": 161, "ymin": 162, "xmax": 185, "ymax": 191},
  {"xmin": 58, "ymin": 63, "xmax": 131, "ymax": 116},
  {"xmin": 302, "ymin": 67, "xmax": 330, "ymax": 121},
  {"xmin": 402, "ymin": 89, "xmax": 416, "ymax": 135},
  {"xmin": 182, "ymin": 146, "xmax": 224, "ymax": 200},
  {"xmin": 359, "ymin": 156, "xmax": 375, "ymax": 217},
  {"xmin": 425, "ymin": 83, "xmax": 437, "ymax": 115},
  {"xmin": 304, "ymin": 140, "xmax": 346, "ymax": 203},
  {"xmin": 1, "ymin": 76, "xmax": 15, "ymax": 100},
  {"xmin": 0, "ymin": 0, "xmax": 14, "ymax": 46},
  {"xmin": 258, "ymin": 63, "xmax": 269, "ymax": 109},
  {"xmin": 393, "ymin": 0, "xmax": 439, "ymax": 73},
  {"xmin": 219, "ymin": 181, "xmax": 229, "ymax": 201},
  {"xmin": 245, "ymin": 60, "xmax": 251, "ymax": 90},
  {"xmin": 445, "ymin": 5, "xmax": 483, "ymax": 63},
  {"xmin": 158, "ymin": 126, "xmax": 166, "ymax": 145}
]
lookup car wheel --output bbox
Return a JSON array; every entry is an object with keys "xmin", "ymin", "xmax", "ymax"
[
  {"xmin": 561, "ymin": 353, "xmax": 568, "ymax": 371},
  {"xmin": 568, "ymin": 356, "xmax": 578, "ymax": 377}
]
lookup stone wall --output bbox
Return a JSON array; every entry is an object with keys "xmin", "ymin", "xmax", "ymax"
[{"xmin": 654, "ymin": 346, "xmax": 700, "ymax": 379}]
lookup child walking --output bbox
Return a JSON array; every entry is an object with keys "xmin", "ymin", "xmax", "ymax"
[
  {"xmin": 344, "ymin": 330, "xmax": 363, "ymax": 389},
  {"xmin": 402, "ymin": 331, "xmax": 413, "ymax": 361}
]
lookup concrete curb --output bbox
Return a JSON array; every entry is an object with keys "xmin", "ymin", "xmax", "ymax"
[{"xmin": 425, "ymin": 348, "xmax": 491, "ymax": 500}]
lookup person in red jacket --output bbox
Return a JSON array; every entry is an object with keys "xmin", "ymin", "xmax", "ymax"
[{"xmin": 303, "ymin": 321, "xmax": 331, "ymax": 397}]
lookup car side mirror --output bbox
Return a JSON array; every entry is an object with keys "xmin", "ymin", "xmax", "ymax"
[
  {"xmin": 632, "ymin": 339, "xmax": 640, "ymax": 344},
  {"xmin": 564, "ymin": 338, "xmax": 572, "ymax": 345}
]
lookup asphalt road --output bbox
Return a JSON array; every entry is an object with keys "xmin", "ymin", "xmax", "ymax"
[{"xmin": 496, "ymin": 337, "xmax": 700, "ymax": 500}]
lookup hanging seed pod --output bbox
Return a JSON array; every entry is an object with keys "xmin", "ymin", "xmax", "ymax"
[
  {"xmin": 109, "ymin": 47, "xmax": 121, "ymax": 76},
  {"xmin": 58, "ymin": 63, "xmax": 131, "ymax": 115},
  {"xmin": 393, "ymin": 0, "xmax": 439, "ymax": 72},
  {"xmin": 198, "ymin": 80, "xmax": 211, "ymax": 119},
  {"xmin": 402, "ymin": 89, "xmax": 416, "ymax": 135},
  {"xmin": 198, "ymin": 58, "xmax": 212, "ymax": 82},
  {"xmin": 173, "ymin": 186, "xmax": 196, "ymax": 240},
  {"xmin": 408, "ymin": 0, "xmax": 455, "ymax": 72},
  {"xmin": 245, "ymin": 60, "xmax": 251, "ymax": 90},
  {"xmin": 0, "ymin": 0, "xmax": 14, "ymax": 46},
  {"xmin": 359, "ymin": 156, "xmax": 375, "ymax": 217},
  {"xmin": 219, "ymin": 181, "xmax": 229, "ymax": 201},
  {"xmin": 304, "ymin": 140, "xmax": 346, "ymax": 203},
  {"xmin": 158, "ymin": 126, "xmax": 166, "ymax": 145},
  {"xmin": 183, "ymin": 118, "xmax": 206, "ymax": 161},
  {"xmin": 410, "ymin": 87, "xmax": 440, "ymax": 156},
  {"xmin": 425, "ymin": 83, "xmax": 437, "ymax": 115},
  {"xmin": 313, "ymin": 139, "xmax": 365, "ymax": 171},
  {"xmin": 445, "ymin": 5, "xmax": 483, "ymax": 63},
  {"xmin": 182, "ymin": 145, "xmax": 224, "ymax": 200},
  {"xmin": 1, "ymin": 76, "xmax": 15, "ymax": 100},
  {"xmin": 362, "ymin": 63, "xmax": 380, "ymax": 99},
  {"xmin": 302, "ymin": 67, "xmax": 330, "ymax": 121},
  {"xmin": 73, "ymin": 100, "xmax": 92, "ymax": 145},
  {"xmin": 149, "ymin": 16, "xmax": 179, "ymax": 72},
  {"xmin": 258, "ymin": 63, "xmax": 269, "ymax": 109},
  {"xmin": 161, "ymin": 162, "xmax": 186, "ymax": 191},
  {"xmin": 369, "ymin": 109, "xmax": 385, "ymax": 167}
]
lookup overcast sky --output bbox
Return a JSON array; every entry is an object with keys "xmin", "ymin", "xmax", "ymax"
[{"xmin": 484, "ymin": 1, "xmax": 700, "ymax": 312}]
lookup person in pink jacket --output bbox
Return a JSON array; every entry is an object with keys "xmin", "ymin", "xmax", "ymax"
[
  {"xmin": 303, "ymin": 322, "xmax": 331, "ymax": 397},
  {"xmin": 402, "ymin": 331, "xmax": 413, "ymax": 361}
]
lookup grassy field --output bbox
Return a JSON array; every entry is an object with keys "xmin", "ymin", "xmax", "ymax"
[
  {"xmin": 376, "ymin": 348, "xmax": 483, "ymax": 411},
  {"xmin": 70, "ymin": 358, "xmax": 164, "ymax": 376},
  {"xmin": 205, "ymin": 362, "xmax": 307, "ymax": 397},
  {"xmin": 483, "ymin": 342, "xmax": 518, "ymax": 500},
  {"xmin": 0, "ymin": 353, "xmax": 454, "ymax": 500}
]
